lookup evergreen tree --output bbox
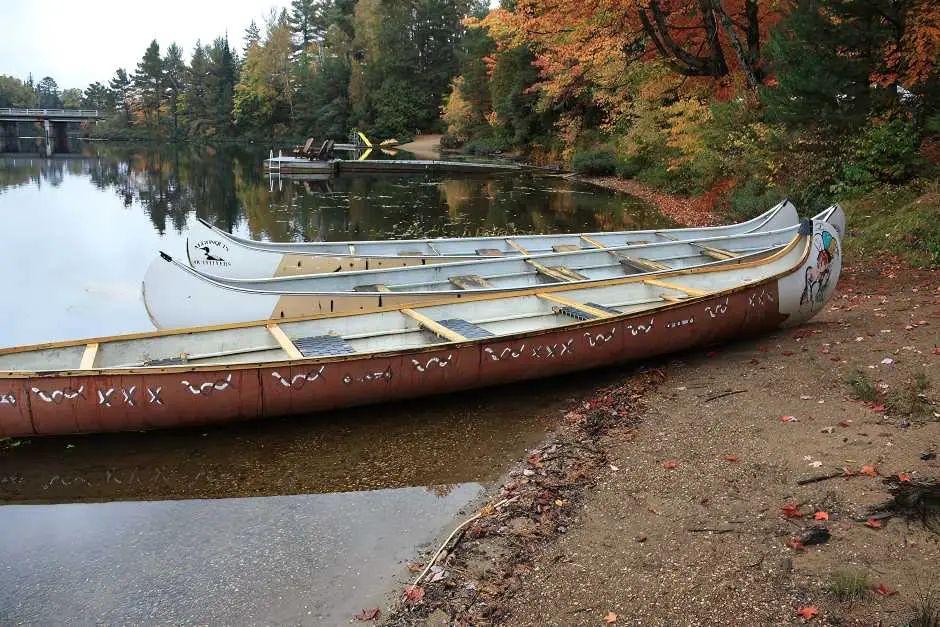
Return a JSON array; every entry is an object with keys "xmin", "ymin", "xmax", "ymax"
[
  {"xmin": 185, "ymin": 43, "xmax": 210, "ymax": 135},
  {"xmin": 134, "ymin": 40, "xmax": 164, "ymax": 129},
  {"xmin": 289, "ymin": 0, "xmax": 319, "ymax": 52},
  {"xmin": 108, "ymin": 68, "xmax": 132, "ymax": 125},
  {"xmin": 206, "ymin": 37, "xmax": 238, "ymax": 136},
  {"xmin": 36, "ymin": 76, "xmax": 61, "ymax": 108},
  {"xmin": 163, "ymin": 43, "xmax": 187, "ymax": 136},
  {"xmin": 244, "ymin": 20, "xmax": 261, "ymax": 55}
]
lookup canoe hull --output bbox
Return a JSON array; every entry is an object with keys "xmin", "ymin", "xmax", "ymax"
[{"xmin": 2, "ymin": 282, "xmax": 785, "ymax": 438}]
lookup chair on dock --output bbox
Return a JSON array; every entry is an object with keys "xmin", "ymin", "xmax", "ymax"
[{"xmin": 292, "ymin": 137, "xmax": 316, "ymax": 158}]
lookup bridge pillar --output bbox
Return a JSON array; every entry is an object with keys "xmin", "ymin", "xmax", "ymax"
[
  {"xmin": 0, "ymin": 121, "xmax": 16, "ymax": 152},
  {"xmin": 43, "ymin": 120, "xmax": 52, "ymax": 156},
  {"xmin": 52, "ymin": 121, "xmax": 71, "ymax": 154}
]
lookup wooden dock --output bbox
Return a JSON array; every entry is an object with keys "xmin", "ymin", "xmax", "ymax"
[{"xmin": 264, "ymin": 156, "xmax": 521, "ymax": 176}]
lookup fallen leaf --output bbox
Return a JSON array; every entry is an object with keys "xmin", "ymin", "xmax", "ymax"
[
  {"xmin": 860, "ymin": 465, "xmax": 878, "ymax": 477},
  {"xmin": 898, "ymin": 472, "xmax": 911, "ymax": 482},
  {"xmin": 723, "ymin": 454, "xmax": 738, "ymax": 462},
  {"xmin": 814, "ymin": 511, "xmax": 829, "ymax": 521},
  {"xmin": 354, "ymin": 608, "xmax": 381, "ymax": 621},
  {"xmin": 406, "ymin": 562, "xmax": 424, "ymax": 573},
  {"xmin": 782, "ymin": 350, "xmax": 795, "ymax": 356},
  {"xmin": 705, "ymin": 351, "xmax": 718, "ymax": 358},
  {"xmin": 609, "ymin": 464, "xmax": 619, "ymax": 471},
  {"xmin": 780, "ymin": 415, "xmax": 798, "ymax": 423},
  {"xmin": 757, "ymin": 345, "xmax": 768, "ymax": 352},
  {"xmin": 864, "ymin": 517, "xmax": 882, "ymax": 529},
  {"xmin": 403, "ymin": 585, "xmax": 425, "ymax": 604},
  {"xmin": 870, "ymin": 404, "xmax": 886, "ymax": 412},
  {"xmin": 663, "ymin": 459, "xmax": 678, "ymax": 469},
  {"xmin": 787, "ymin": 538, "xmax": 806, "ymax": 550},
  {"xmin": 797, "ymin": 606, "xmax": 819, "ymax": 619},
  {"xmin": 874, "ymin": 583, "xmax": 898, "ymax": 596},
  {"xmin": 605, "ymin": 611, "xmax": 618, "ymax": 624},
  {"xmin": 838, "ymin": 420, "xmax": 853, "ymax": 427},
  {"xmin": 881, "ymin": 358, "xmax": 894, "ymax": 365},
  {"xmin": 782, "ymin": 504, "xmax": 804, "ymax": 518}
]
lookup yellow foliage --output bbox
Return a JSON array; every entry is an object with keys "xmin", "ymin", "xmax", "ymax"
[{"xmin": 442, "ymin": 77, "xmax": 475, "ymax": 141}]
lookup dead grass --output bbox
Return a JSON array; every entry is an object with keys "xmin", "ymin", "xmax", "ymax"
[
  {"xmin": 911, "ymin": 590, "xmax": 940, "ymax": 627},
  {"xmin": 887, "ymin": 372, "xmax": 934, "ymax": 420}
]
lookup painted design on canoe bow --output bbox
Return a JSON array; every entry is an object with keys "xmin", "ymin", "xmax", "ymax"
[
  {"xmin": 272, "ymin": 367, "xmax": 327, "ymax": 389},
  {"xmin": 531, "ymin": 339, "xmax": 574, "ymax": 359},
  {"xmin": 705, "ymin": 298, "xmax": 730, "ymax": 318},
  {"xmin": 342, "ymin": 368, "xmax": 393, "ymax": 384},
  {"xmin": 31, "ymin": 385, "xmax": 86, "ymax": 403},
  {"xmin": 411, "ymin": 355, "xmax": 453, "ymax": 372},
  {"xmin": 180, "ymin": 374, "xmax": 233, "ymax": 396},
  {"xmin": 801, "ymin": 229, "xmax": 839, "ymax": 310},
  {"xmin": 748, "ymin": 289, "xmax": 775, "ymax": 308},
  {"xmin": 626, "ymin": 319, "xmax": 655, "ymax": 336},
  {"xmin": 584, "ymin": 328, "xmax": 617, "ymax": 347},
  {"xmin": 484, "ymin": 345, "xmax": 526, "ymax": 361},
  {"xmin": 0, "ymin": 392, "xmax": 15, "ymax": 406}
]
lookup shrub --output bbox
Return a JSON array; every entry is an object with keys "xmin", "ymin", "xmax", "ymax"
[
  {"xmin": 727, "ymin": 178, "xmax": 782, "ymax": 220},
  {"xmin": 571, "ymin": 146, "xmax": 618, "ymax": 176},
  {"xmin": 461, "ymin": 135, "xmax": 509, "ymax": 155},
  {"xmin": 836, "ymin": 118, "xmax": 920, "ymax": 192}
]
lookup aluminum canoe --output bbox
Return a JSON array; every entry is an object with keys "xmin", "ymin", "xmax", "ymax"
[
  {"xmin": 0, "ymin": 217, "xmax": 842, "ymax": 437},
  {"xmin": 145, "ymin": 206, "xmax": 844, "ymax": 329},
  {"xmin": 187, "ymin": 200, "xmax": 802, "ymax": 278}
]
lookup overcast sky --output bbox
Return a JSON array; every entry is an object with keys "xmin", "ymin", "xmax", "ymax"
[{"xmin": 0, "ymin": 0, "xmax": 291, "ymax": 90}]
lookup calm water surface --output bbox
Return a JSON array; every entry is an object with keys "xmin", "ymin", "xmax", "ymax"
[{"xmin": 0, "ymin": 144, "xmax": 663, "ymax": 622}]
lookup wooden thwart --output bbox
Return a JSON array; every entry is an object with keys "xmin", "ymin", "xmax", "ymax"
[
  {"xmin": 655, "ymin": 231, "xmax": 739, "ymax": 260},
  {"xmin": 615, "ymin": 254, "xmax": 671, "ymax": 272},
  {"xmin": 266, "ymin": 323, "xmax": 304, "ymax": 359},
  {"xmin": 552, "ymin": 244, "xmax": 581, "ymax": 253},
  {"xmin": 79, "ymin": 343, "xmax": 99, "ymax": 370},
  {"xmin": 579, "ymin": 235, "xmax": 606, "ymax": 249},
  {"xmin": 448, "ymin": 274, "xmax": 495, "ymax": 290},
  {"xmin": 643, "ymin": 278, "xmax": 709, "ymax": 297},
  {"xmin": 401, "ymin": 308, "xmax": 467, "ymax": 342},
  {"xmin": 537, "ymin": 294, "xmax": 613, "ymax": 319},
  {"xmin": 505, "ymin": 239, "xmax": 529, "ymax": 254},
  {"xmin": 526, "ymin": 260, "xmax": 588, "ymax": 282}
]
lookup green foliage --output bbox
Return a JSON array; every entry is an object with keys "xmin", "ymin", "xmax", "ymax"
[
  {"xmin": 728, "ymin": 179, "xmax": 781, "ymax": 220},
  {"xmin": 847, "ymin": 369, "xmax": 879, "ymax": 403},
  {"xmin": 571, "ymin": 146, "xmax": 618, "ymax": 176},
  {"xmin": 828, "ymin": 568, "xmax": 870, "ymax": 602},
  {"xmin": 0, "ymin": 75, "xmax": 39, "ymax": 108},
  {"xmin": 461, "ymin": 134, "xmax": 509, "ymax": 155},
  {"xmin": 134, "ymin": 40, "xmax": 164, "ymax": 129},
  {"xmin": 836, "ymin": 119, "xmax": 921, "ymax": 193}
]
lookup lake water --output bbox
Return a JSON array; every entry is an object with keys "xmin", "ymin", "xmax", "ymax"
[{"xmin": 0, "ymin": 143, "xmax": 664, "ymax": 622}]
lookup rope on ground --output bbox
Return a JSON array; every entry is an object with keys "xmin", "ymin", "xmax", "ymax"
[{"xmin": 402, "ymin": 495, "xmax": 519, "ymax": 600}]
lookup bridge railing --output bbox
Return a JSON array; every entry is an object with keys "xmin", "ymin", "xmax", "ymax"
[{"xmin": 0, "ymin": 108, "xmax": 100, "ymax": 118}]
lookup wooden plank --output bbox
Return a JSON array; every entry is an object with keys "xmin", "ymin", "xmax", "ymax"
[
  {"xmin": 353, "ymin": 284, "xmax": 391, "ymax": 292},
  {"xmin": 79, "ymin": 342, "xmax": 99, "ymax": 370},
  {"xmin": 659, "ymin": 293, "xmax": 689, "ymax": 303},
  {"xmin": 552, "ymin": 244, "xmax": 581, "ymax": 253},
  {"xmin": 448, "ymin": 274, "xmax": 495, "ymax": 290},
  {"xmin": 579, "ymin": 235, "xmax": 606, "ymax": 249},
  {"xmin": 643, "ymin": 279, "xmax": 709, "ymax": 297},
  {"xmin": 505, "ymin": 239, "xmax": 529, "ymax": 254},
  {"xmin": 266, "ymin": 323, "xmax": 304, "ymax": 360},
  {"xmin": 537, "ymin": 294, "xmax": 613, "ymax": 318},
  {"xmin": 526, "ymin": 260, "xmax": 587, "ymax": 282},
  {"xmin": 615, "ymin": 254, "xmax": 671, "ymax": 272},
  {"xmin": 400, "ymin": 309, "xmax": 467, "ymax": 342},
  {"xmin": 655, "ymin": 231, "xmax": 738, "ymax": 260}
]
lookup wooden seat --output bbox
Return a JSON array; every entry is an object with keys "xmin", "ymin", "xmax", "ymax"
[
  {"xmin": 448, "ymin": 274, "xmax": 495, "ymax": 290},
  {"xmin": 353, "ymin": 283, "xmax": 390, "ymax": 292},
  {"xmin": 615, "ymin": 254, "xmax": 671, "ymax": 272},
  {"xmin": 526, "ymin": 260, "xmax": 588, "ymax": 281},
  {"xmin": 551, "ymin": 244, "xmax": 581, "ymax": 253}
]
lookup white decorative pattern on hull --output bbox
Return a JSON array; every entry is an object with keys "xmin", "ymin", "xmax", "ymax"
[
  {"xmin": 531, "ymin": 339, "xmax": 574, "ymax": 359},
  {"xmin": 31, "ymin": 385, "xmax": 85, "ymax": 403},
  {"xmin": 0, "ymin": 392, "xmax": 15, "ymax": 406},
  {"xmin": 626, "ymin": 319, "xmax": 654, "ymax": 335},
  {"xmin": 483, "ymin": 345, "xmax": 526, "ymax": 361},
  {"xmin": 180, "ymin": 374, "xmax": 233, "ymax": 395},
  {"xmin": 584, "ymin": 327, "xmax": 617, "ymax": 347},
  {"xmin": 704, "ymin": 298, "xmax": 730, "ymax": 318},
  {"xmin": 412, "ymin": 355, "xmax": 453, "ymax": 372},
  {"xmin": 271, "ymin": 367, "xmax": 326, "ymax": 389}
]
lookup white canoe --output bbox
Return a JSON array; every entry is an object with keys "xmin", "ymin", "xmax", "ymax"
[
  {"xmin": 2, "ymin": 217, "xmax": 841, "ymax": 437},
  {"xmin": 187, "ymin": 200, "xmax": 803, "ymax": 278},
  {"xmin": 144, "ymin": 206, "xmax": 844, "ymax": 329}
]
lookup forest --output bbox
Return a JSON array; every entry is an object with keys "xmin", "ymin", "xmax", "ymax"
[{"xmin": 1, "ymin": 0, "xmax": 938, "ymax": 260}]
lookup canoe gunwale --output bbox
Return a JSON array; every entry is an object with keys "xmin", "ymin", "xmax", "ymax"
[
  {"xmin": 194, "ymin": 200, "xmax": 794, "ymax": 258},
  {"xmin": 0, "ymin": 233, "xmax": 810, "ymax": 378}
]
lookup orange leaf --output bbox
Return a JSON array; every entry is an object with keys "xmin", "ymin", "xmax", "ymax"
[
  {"xmin": 782, "ymin": 504, "xmax": 804, "ymax": 518},
  {"xmin": 860, "ymin": 465, "xmax": 879, "ymax": 477},
  {"xmin": 874, "ymin": 583, "xmax": 898, "ymax": 596},
  {"xmin": 723, "ymin": 454, "xmax": 738, "ymax": 462},
  {"xmin": 870, "ymin": 403, "xmax": 886, "ymax": 412},
  {"xmin": 797, "ymin": 606, "xmax": 819, "ymax": 619},
  {"xmin": 354, "ymin": 608, "xmax": 381, "ymax": 621},
  {"xmin": 898, "ymin": 472, "xmax": 911, "ymax": 482},
  {"xmin": 403, "ymin": 585, "xmax": 425, "ymax": 604},
  {"xmin": 864, "ymin": 517, "xmax": 882, "ymax": 529},
  {"xmin": 663, "ymin": 459, "xmax": 678, "ymax": 469},
  {"xmin": 605, "ymin": 611, "xmax": 618, "ymax": 623},
  {"xmin": 814, "ymin": 511, "xmax": 829, "ymax": 521},
  {"xmin": 787, "ymin": 538, "xmax": 806, "ymax": 550}
]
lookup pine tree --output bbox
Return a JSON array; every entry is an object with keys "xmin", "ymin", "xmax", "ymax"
[
  {"xmin": 163, "ymin": 43, "xmax": 187, "ymax": 137},
  {"xmin": 244, "ymin": 20, "xmax": 261, "ymax": 55},
  {"xmin": 134, "ymin": 40, "xmax": 164, "ymax": 129},
  {"xmin": 108, "ymin": 68, "xmax": 132, "ymax": 125}
]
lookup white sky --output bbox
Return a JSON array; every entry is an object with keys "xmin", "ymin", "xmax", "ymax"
[{"xmin": 0, "ymin": 0, "xmax": 291, "ymax": 90}]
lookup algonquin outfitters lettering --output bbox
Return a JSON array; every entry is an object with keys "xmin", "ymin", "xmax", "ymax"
[{"xmin": 190, "ymin": 239, "xmax": 232, "ymax": 268}]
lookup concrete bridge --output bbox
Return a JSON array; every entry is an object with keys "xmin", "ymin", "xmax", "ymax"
[{"xmin": 0, "ymin": 108, "xmax": 103, "ymax": 155}]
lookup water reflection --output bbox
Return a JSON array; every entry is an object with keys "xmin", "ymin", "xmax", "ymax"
[
  {"xmin": 0, "ymin": 484, "xmax": 483, "ymax": 623},
  {"xmin": 0, "ymin": 145, "xmax": 666, "ymax": 348}
]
